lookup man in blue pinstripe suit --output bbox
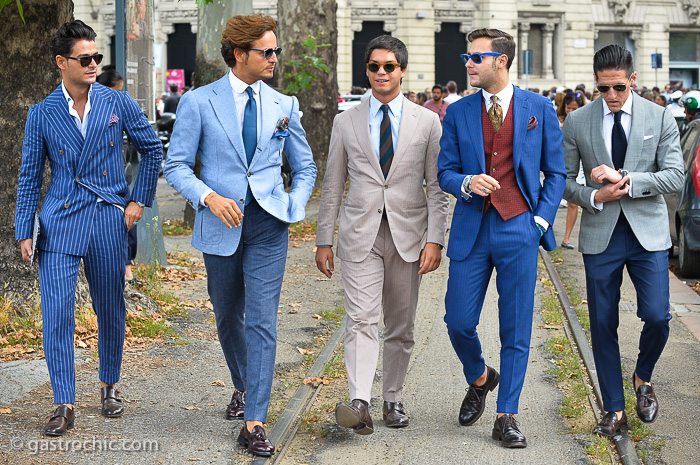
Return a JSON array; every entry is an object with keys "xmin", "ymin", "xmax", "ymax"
[{"xmin": 15, "ymin": 21, "xmax": 162, "ymax": 436}]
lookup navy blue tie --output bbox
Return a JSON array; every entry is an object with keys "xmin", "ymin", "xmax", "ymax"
[
  {"xmin": 612, "ymin": 110, "xmax": 627, "ymax": 170},
  {"xmin": 243, "ymin": 86, "xmax": 257, "ymax": 205}
]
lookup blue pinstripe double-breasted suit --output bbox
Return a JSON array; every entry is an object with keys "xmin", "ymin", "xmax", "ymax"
[{"xmin": 15, "ymin": 83, "xmax": 162, "ymax": 404}]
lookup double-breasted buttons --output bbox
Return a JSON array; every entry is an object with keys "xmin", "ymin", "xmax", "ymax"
[
  {"xmin": 75, "ymin": 177, "xmax": 80, "ymax": 182},
  {"xmin": 103, "ymin": 171, "xmax": 107, "ymax": 176},
  {"xmin": 64, "ymin": 203, "xmax": 70, "ymax": 209},
  {"xmin": 109, "ymin": 141, "xmax": 114, "ymax": 147},
  {"xmin": 59, "ymin": 150, "xmax": 64, "ymax": 155}
]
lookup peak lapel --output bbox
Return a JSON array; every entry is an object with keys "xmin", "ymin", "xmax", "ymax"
[
  {"xmin": 78, "ymin": 85, "xmax": 115, "ymax": 176},
  {"xmin": 465, "ymin": 93, "xmax": 486, "ymax": 173},
  {"xmin": 512, "ymin": 88, "xmax": 529, "ymax": 173},
  {"xmin": 210, "ymin": 75, "xmax": 247, "ymax": 166},
  {"xmin": 351, "ymin": 100, "xmax": 384, "ymax": 182},
  {"xmin": 42, "ymin": 86, "xmax": 84, "ymax": 157}
]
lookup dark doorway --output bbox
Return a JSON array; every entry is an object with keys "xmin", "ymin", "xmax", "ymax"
[
  {"xmin": 352, "ymin": 21, "xmax": 387, "ymax": 90},
  {"xmin": 167, "ymin": 23, "xmax": 197, "ymax": 88},
  {"xmin": 435, "ymin": 23, "xmax": 467, "ymax": 93}
]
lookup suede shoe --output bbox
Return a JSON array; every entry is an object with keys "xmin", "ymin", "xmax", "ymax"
[
  {"xmin": 225, "ymin": 390, "xmax": 245, "ymax": 420},
  {"xmin": 45, "ymin": 405, "xmax": 74, "ymax": 436},
  {"xmin": 459, "ymin": 366, "xmax": 500, "ymax": 426},
  {"xmin": 593, "ymin": 411, "xmax": 628, "ymax": 437},
  {"xmin": 633, "ymin": 374, "xmax": 659, "ymax": 423},
  {"xmin": 382, "ymin": 401, "xmax": 409, "ymax": 428},
  {"xmin": 237, "ymin": 425, "xmax": 274, "ymax": 456},
  {"xmin": 101, "ymin": 386, "xmax": 124, "ymax": 418},
  {"xmin": 335, "ymin": 399, "xmax": 374, "ymax": 435},
  {"xmin": 492, "ymin": 414, "xmax": 527, "ymax": 448}
]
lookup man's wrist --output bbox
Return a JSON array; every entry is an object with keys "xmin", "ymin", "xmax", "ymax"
[{"xmin": 131, "ymin": 200, "xmax": 146, "ymax": 208}]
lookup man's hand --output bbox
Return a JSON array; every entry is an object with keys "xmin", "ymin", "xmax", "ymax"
[
  {"xmin": 20, "ymin": 238, "xmax": 33, "ymax": 262},
  {"xmin": 418, "ymin": 243, "xmax": 442, "ymax": 275},
  {"xmin": 594, "ymin": 176, "xmax": 630, "ymax": 203},
  {"xmin": 470, "ymin": 174, "xmax": 501, "ymax": 197},
  {"xmin": 206, "ymin": 193, "xmax": 243, "ymax": 228},
  {"xmin": 125, "ymin": 201, "xmax": 144, "ymax": 230},
  {"xmin": 591, "ymin": 164, "xmax": 623, "ymax": 185},
  {"xmin": 315, "ymin": 246, "xmax": 334, "ymax": 278}
]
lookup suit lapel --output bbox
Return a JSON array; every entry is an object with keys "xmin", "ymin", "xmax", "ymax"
[
  {"xmin": 252, "ymin": 83, "xmax": 280, "ymax": 169},
  {"xmin": 512, "ymin": 87, "xmax": 529, "ymax": 173},
  {"xmin": 78, "ymin": 85, "xmax": 114, "ymax": 176},
  {"xmin": 465, "ymin": 93, "xmax": 486, "ymax": 173},
  {"xmin": 624, "ymin": 93, "xmax": 645, "ymax": 171},
  {"xmin": 589, "ymin": 98, "xmax": 610, "ymax": 167},
  {"xmin": 351, "ymin": 100, "xmax": 384, "ymax": 181},
  {"xmin": 42, "ymin": 86, "xmax": 84, "ymax": 158},
  {"xmin": 210, "ymin": 75, "xmax": 247, "ymax": 166},
  {"xmin": 387, "ymin": 97, "xmax": 418, "ymax": 182}
]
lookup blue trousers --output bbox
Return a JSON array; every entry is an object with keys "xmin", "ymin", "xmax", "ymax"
[
  {"xmin": 202, "ymin": 199, "xmax": 289, "ymax": 423},
  {"xmin": 583, "ymin": 216, "xmax": 671, "ymax": 413},
  {"xmin": 445, "ymin": 208, "xmax": 540, "ymax": 414},
  {"xmin": 39, "ymin": 203, "xmax": 127, "ymax": 404}
]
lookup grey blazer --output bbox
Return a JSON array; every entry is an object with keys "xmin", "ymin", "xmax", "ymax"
[{"xmin": 563, "ymin": 92, "xmax": 684, "ymax": 254}]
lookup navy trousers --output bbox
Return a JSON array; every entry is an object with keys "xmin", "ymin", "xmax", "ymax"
[
  {"xmin": 445, "ymin": 208, "xmax": 541, "ymax": 414},
  {"xmin": 583, "ymin": 215, "xmax": 671, "ymax": 413},
  {"xmin": 202, "ymin": 199, "xmax": 289, "ymax": 423},
  {"xmin": 39, "ymin": 203, "xmax": 127, "ymax": 404}
]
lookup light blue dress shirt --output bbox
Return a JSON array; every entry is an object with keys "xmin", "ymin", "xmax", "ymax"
[{"xmin": 369, "ymin": 94, "xmax": 402, "ymax": 159}]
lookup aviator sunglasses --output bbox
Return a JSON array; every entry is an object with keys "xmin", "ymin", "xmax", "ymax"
[
  {"xmin": 460, "ymin": 52, "xmax": 504, "ymax": 65},
  {"xmin": 597, "ymin": 77, "xmax": 631, "ymax": 93},
  {"xmin": 367, "ymin": 62, "xmax": 400, "ymax": 73},
  {"xmin": 249, "ymin": 47, "xmax": 282, "ymax": 60},
  {"xmin": 63, "ymin": 53, "xmax": 103, "ymax": 67}
]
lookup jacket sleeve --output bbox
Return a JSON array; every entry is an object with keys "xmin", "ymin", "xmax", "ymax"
[{"xmin": 15, "ymin": 105, "xmax": 47, "ymax": 240}]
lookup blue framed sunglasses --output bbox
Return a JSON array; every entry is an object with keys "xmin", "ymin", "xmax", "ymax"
[{"xmin": 460, "ymin": 52, "xmax": 503, "ymax": 64}]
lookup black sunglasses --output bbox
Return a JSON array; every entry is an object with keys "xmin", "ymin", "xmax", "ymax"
[
  {"xmin": 460, "ymin": 52, "xmax": 503, "ymax": 65},
  {"xmin": 597, "ymin": 77, "xmax": 631, "ymax": 94},
  {"xmin": 366, "ymin": 62, "xmax": 400, "ymax": 73},
  {"xmin": 249, "ymin": 47, "xmax": 282, "ymax": 60},
  {"xmin": 63, "ymin": 53, "xmax": 103, "ymax": 67}
]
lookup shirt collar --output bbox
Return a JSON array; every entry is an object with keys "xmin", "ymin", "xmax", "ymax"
[
  {"xmin": 61, "ymin": 81, "xmax": 93, "ymax": 103},
  {"xmin": 228, "ymin": 69, "xmax": 261, "ymax": 96},
  {"xmin": 602, "ymin": 92, "xmax": 634, "ymax": 116},
  {"xmin": 369, "ymin": 93, "xmax": 403, "ymax": 118},
  {"xmin": 482, "ymin": 82, "xmax": 513, "ymax": 105}
]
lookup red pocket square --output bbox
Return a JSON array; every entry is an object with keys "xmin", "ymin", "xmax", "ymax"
[{"xmin": 527, "ymin": 116, "xmax": 538, "ymax": 130}]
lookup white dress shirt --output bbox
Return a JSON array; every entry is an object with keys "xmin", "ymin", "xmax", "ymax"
[
  {"xmin": 61, "ymin": 81, "xmax": 92, "ymax": 138},
  {"xmin": 369, "ymin": 93, "xmax": 402, "ymax": 159}
]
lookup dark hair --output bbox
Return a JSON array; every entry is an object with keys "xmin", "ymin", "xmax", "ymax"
[
  {"xmin": 557, "ymin": 93, "xmax": 586, "ymax": 119},
  {"xmin": 593, "ymin": 44, "xmax": 634, "ymax": 78},
  {"xmin": 656, "ymin": 94, "xmax": 667, "ymax": 106},
  {"xmin": 220, "ymin": 15, "xmax": 277, "ymax": 68},
  {"xmin": 467, "ymin": 28, "xmax": 516, "ymax": 69},
  {"xmin": 96, "ymin": 69, "xmax": 123, "ymax": 89},
  {"xmin": 52, "ymin": 20, "xmax": 96, "ymax": 58},
  {"xmin": 432, "ymin": 84, "xmax": 443, "ymax": 93},
  {"xmin": 364, "ymin": 35, "xmax": 408, "ymax": 70},
  {"xmin": 169, "ymin": 83, "xmax": 179, "ymax": 93},
  {"xmin": 446, "ymin": 80, "xmax": 457, "ymax": 93}
]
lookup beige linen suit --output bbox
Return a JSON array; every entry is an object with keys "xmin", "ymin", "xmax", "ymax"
[{"xmin": 316, "ymin": 97, "xmax": 449, "ymax": 402}]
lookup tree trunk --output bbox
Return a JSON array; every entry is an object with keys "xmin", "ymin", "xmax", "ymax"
[
  {"xmin": 0, "ymin": 0, "xmax": 73, "ymax": 307},
  {"xmin": 277, "ymin": 0, "xmax": 338, "ymax": 189}
]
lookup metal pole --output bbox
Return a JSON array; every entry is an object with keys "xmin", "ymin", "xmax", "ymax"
[{"xmin": 115, "ymin": 0, "xmax": 126, "ymax": 90}]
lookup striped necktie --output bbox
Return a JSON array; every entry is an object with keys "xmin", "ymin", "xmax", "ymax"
[
  {"xmin": 379, "ymin": 104, "xmax": 394, "ymax": 178},
  {"xmin": 488, "ymin": 94, "xmax": 503, "ymax": 131}
]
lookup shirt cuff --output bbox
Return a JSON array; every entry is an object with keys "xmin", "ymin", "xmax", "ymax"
[
  {"xmin": 460, "ymin": 175, "xmax": 473, "ymax": 200},
  {"xmin": 591, "ymin": 190, "xmax": 603, "ymax": 211},
  {"xmin": 627, "ymin": 175, "xmax": 633, "ymax": 197},
  {"xmin": 200, "ymin": 189, "xmax": 214, "ymax": 208},
  {"xmin": 533, "ymin": 216, "xmax": 549, "ymax": 231}
]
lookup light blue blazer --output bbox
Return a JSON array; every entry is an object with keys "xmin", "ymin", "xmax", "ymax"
[
  {"xmin": 15, "ymin": 84, "xmax": 163, "ymax": 256},
  {"xmin": 164, "ymin": 75, "xmax": 317, "ymax": 256}
]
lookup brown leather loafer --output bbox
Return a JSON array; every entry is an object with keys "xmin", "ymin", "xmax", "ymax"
[
  {"xmin": 101, "ymin": 386, "xmax": 124, "ymax": 418},
  {"xmin": 237, "ymin": 425, "xmax": 275, "ymax": 456},
  {"xmin": 45, "ymin": 405, "xmax": 74, "ymax": 436},
  {"xmin": 335, "ymin": 399, "xmax": 374, "ymax": 435},
  {"xmin": 593, "ymin": 411, "xmax": 627, "ymax": 437},
  {"xmin": 633, "ymin": 374, "xmax": 658, "ymax": 423},
  {"xmin": 459, "ymin": 365, "xmax": 500, "ymax": 426},
  {"xmin": 492, "ymin": 414, "xmax": 527, "ymax": 448},
  {"xmin": 383, "ymin": 401, "xmax": 409, "ymax": 428},
  {"xmin": 225, "ymin": 390, "xmax": 245, "ymax": 420}
]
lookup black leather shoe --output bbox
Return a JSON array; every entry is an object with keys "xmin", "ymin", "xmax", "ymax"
[
  {"xmin": 45, "ymin": 405, "xmax": 74, "ymax": 436},
  {"xmin": 225, "ymin": 390, "xmax": 245, "ymax": 420},
  {"xmin": 101, "ymin": 386, "xmax": 124, "ymax": 418},
  {"xmin": 382, "ymin": 401, "xmax": 409, "ymax": 428},
  {"xmin": 633, "ymin": 374, "xmax": 658, "ymax": 423},
  {"xmin": 492, "ymin": 414, "xmax": 527, "ymax": 448},
  {"xmin": 237, "ymin": 425, "xmax": 275, "ymax": 456},
  {"xmin": 459, "ymin": 366, "xmax": 500, "ymax": 426},
  {"xmin": 335, "ymin": 399, "xmax": 374, "ymax": 435},
  {"xmin": 593, "ymin": 411, "xmax": 628, "ymax": 437}
]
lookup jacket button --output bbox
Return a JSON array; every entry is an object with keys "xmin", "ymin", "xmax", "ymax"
[
  {"xmin": 492, "ymin": 168, "xmax": 496, "ymax": 172},
  {"xmin": 384, "ymin": 185, "xmax": 388, "ymax": 189},
  {"xmin": 494, "ymin": 152, "xmax": 497, "ymax": 156},
  {"xmin": 477, "ymin": 207, "xmax": 482, "ymax": 212},
  {"xmin": 110, "ymin": 141, "xmax": 114, "ymax": 147},
  {"xmin": 378, "ymin": 209, "xmax": 382, "ymax": 214},
  {"xmin": 59, "ymin": 150, "xmax": 64, "ymax": 155},
  {"xmin": 75, "ymin": 177, "xmax": 80, "ymax": 182},
  {"xmin": 103, "ymin": 171, "xmax": 107, "ymax": 176},
  {"xmin": 247, "ymin": 172, "xmax": 251, "ymax": 177},
  {"xmin": 64, "ymin": 203, "xmax": 70, "ymax": 209},
  {"xmin": 239, "ymin": 199, "xmax": 244, "ymax": 204}
]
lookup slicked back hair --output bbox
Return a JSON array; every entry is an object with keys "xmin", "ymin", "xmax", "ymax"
[
  {"xmin": 220, "ymin": 15, "xmax": 277, "ymax": 69},
  {"xmin": 593, "ymin": 44, "xmax": 634, "ymax": 78},
  {"xmin": 364, "ymin": 35, "xmax": 408, "ymax": 70},
  {"xmin": 52, "ymin": 20, "xmax": 97, "ymax": 58},
  {"xmin": 467, "ymin": 28, "xmax": 516, "ymax": 70}
]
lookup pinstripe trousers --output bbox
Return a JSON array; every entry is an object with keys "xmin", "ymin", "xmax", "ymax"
[
  {"xmin": 341, "ymin": 217, "xmax": 422, "ymax": 403},
  {"xmin": 444, "ymin": 208, "xmax": 540, "ymax": 414},
  {"xmin": 39, "ymin": 202, "xmax": 127, "ymax": 404}
]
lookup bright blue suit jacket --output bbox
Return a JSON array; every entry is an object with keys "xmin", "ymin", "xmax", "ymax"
[
  {"xmin": 15, "ymin": 83, "xmax": 163, "ymax": 256},
  {"xmin": 438, "ymin": 86, "xmax": 566, "ymax": 260},
  {"xmin": 164, "ymin": 75, "xmax": 317, "ymax": 256}
]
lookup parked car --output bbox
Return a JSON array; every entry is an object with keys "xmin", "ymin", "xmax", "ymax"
[
  {"xmin": 338, "ymin": 94, "xmax": 363, "ymax": 113},
  {"xmin": 666, "ymin": 117, "xmax": 700, "ymax": 277}
]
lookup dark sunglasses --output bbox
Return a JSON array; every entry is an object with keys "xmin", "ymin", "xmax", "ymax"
[
  {"xmin": 597, "ymin": 78, "xmax": 630, "ymax": 94},
  {"xmin": 460, "ymin": 52, "xmax": 503, "ymax": 65},
  {"xmin": 249, "ymin": 47, "xmax": 282, "ymax": 60},
  {"xmin": 63, "ymin": 53, "xmax": 103, "ymax": 67},
  {"xmin": 366, "ymin": 62, "xmax": 400, "ymax": 73}
]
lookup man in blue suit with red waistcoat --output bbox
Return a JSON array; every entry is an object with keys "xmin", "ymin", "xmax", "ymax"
[{"xmin": 438, "ymin": 28, "xmax": 565, "ymax": 448}]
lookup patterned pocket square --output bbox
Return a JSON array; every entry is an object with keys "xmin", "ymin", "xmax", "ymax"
[
  {"xmin": 109, "ymin": 113, "xmax": 119, "ymax": 127},
  {"xmin": 527, "ymin": 116, "xmax": 538, "ymax": 130}
]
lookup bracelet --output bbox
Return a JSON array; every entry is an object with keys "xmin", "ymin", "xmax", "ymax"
[{"xmin": 205, "ymin": 192, "xmax": 216, "ymax": 204}]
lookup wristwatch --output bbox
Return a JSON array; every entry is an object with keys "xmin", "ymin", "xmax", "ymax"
[
  {"xmin": 133, "ymin": 201, "xmax": 146, "ymax": 208},
  {"xmin": 617, "ymin": 169, "xmax": 630, "ymax": 178}
]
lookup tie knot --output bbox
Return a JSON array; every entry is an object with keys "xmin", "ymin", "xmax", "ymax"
[
  {"xmin": 245, "ymin": 86, "xmax": 254, "ymax": 99},
  {"xmin": 381, "ymin": 104, "xmax": 389, "ymax": 117},
  {"xmin": 491, "ymin": 95, "xmax": 498, "ymax": 105},
  {"xmin": 614, "ymin": 110, "xmax": 622, "ymax": 122}
]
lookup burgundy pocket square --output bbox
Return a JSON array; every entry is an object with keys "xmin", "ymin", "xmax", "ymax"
[{"xmin": 527, "ymin": 116, "xmax": 538, "ymax": 130}]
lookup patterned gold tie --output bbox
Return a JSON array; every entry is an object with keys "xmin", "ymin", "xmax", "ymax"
[{"xmin": 488, "ymin": 94, "xmax": 503, "ymax": 131}]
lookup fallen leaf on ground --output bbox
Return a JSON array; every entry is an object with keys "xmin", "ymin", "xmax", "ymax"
[
  {"xmin": 0, "ymin": 408, "xmax": 11, "ymax": 414},
  {"xmin": 209, "ymin": 380, "xmax": 225, "ymax": 386},
  {"xmin": 312, "ymin": 314, "xmax": 322, "ymax": 319},
  {"xmin": 182, "ymin": 406, "xmax": 202, "ymax": 410},
  {"xmin": 297, "ymin": 346, "xmax": 314, "ymax": 355}
]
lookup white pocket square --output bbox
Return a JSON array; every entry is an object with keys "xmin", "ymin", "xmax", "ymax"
[{"xmin": 643, "ymin": 135, "xmax": 654, "ymax": 140}]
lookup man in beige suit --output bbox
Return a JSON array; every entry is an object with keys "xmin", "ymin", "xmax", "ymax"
[{"xmin": 315, "ymin": 35, "xmax": 449, "ymax": 435}]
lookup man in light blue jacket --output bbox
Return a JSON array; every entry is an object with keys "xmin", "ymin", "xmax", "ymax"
[{"xmin": 164, "ymin": 14, "xmax": 316, "ymax": 457}]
